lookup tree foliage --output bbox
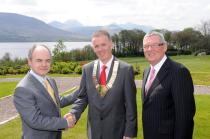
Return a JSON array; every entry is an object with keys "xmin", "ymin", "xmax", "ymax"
[
  {"xmin": 53, "ymin": 40, "xmax": 66, "ymax": 56},
  {"xmin": 53, "ymin": 44, "xmax": 96, "ymax": 62},
  {"xmin": 112, "ymin": 29, "xmax": 145, "ymax": 57}
]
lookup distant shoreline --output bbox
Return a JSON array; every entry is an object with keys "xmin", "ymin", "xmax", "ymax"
[{"xmin": 0, "ymin": 41, "xmax": 91, "ymax": 59}]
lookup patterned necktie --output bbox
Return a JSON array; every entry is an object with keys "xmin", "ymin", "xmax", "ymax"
[
  {"xmin": 44, "ymin": 80, "xmax": 57, "ymax": 104},
  {"xmin": 100, "ymin": 65, "xmax": 107, "ymax": 85},
  {"xmin": 145, "ymin": 66, "xmax": 156, "ymax": 94}
]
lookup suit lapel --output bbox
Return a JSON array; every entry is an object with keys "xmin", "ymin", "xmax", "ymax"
[
  {"xmin": 104, "ymin": 57, "xmax": 116, "ymax": 98},
  {"xmin": 142, "ymin": 68, "xmax": 150, "ymax": 102},
  {"xmin": 107, "ymin": 57, "xmax": 115, "ymax": 83},
  {"xmin": 143, "ymin": 58, "xmax": 171, "ymax": 103},
  {"xmin": 96, "ymin": 60, "xmax": 100, "ymax": 81},
  {"xmin": 94, "ymin": 61, "xmax": 103, "ymax": 99},
  {"xmin": 28, "ymin": 73, "xmax": 59, "ymax": 109},
  {"xmin": 46, "ymin": 77, "xmax": 60, "ymax": 108}
]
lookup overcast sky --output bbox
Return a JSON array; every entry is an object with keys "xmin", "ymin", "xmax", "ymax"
[{"xmin": 0, "ymin": 0, "xmax": 210, "ymax": 30}]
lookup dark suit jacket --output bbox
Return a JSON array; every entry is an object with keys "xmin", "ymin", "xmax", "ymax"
[
  {"xmin": 141, "ymin": 57, "xmax": 195, "ymax": 139},
  {"xmin": 71, "ymin": 58, "xmax": 137, "ymax": 139},
  {"xmin": 13, "ymin": 73, "xmax": 78, "ymax": 139}
]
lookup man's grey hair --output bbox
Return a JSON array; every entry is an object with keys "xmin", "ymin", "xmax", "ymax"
[
  {"xmin": 143, "ymin": 31, "xmax": 167, "ymax": 44},
  {"xmin": 92, "ymin": 29, "xmax": 112, "ymax": 41},
  {"xmin": 28, "ymin": 44, "xmax": 52, "ymax": 59}
]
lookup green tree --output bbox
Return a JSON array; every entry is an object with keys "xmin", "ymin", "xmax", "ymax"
[
  {"xmin": 199, "ymin": 20, "xmax": 210, "ymax": 52},
  {"xmin": 172, "ymin": 28, "xmax": 202, "ymax": 52},
  {"xmin": 2, "ymin": 52, "xmax": 11, "ymax": 62},
  {"xmin": 113, "ymin": 29, "xmax": 145, "ymax": 56},
  {"xmin": 83, "ymin": 45, "xmax": 96, "ymax": 60},
  {"xmin": 53, "ymin": 40, "xmax": 66, "ymax": 57}
]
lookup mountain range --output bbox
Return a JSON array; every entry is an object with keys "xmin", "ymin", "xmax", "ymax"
[
  {"xmin": 48, "ymin": 20, "xmax": 153, "ymax": 36},
  {"xmin": 0, "ymin": 13, "xmax": 87, "ymax": 42},
  {"xmin": 0, "ymin": 12, "xmax": 154, "ymax": 42}
]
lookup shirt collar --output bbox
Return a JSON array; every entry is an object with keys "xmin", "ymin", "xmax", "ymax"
[
  {"xmin": 151, "ymin": 55, "xmax": 167, "ymax": 74},
  {"xmin": 99, "ymin": 55, "xmax": 113, "ymax": 71},
  {"xmin": 29, "ymin": 70, "xmax": 46, "ymax": 84}
]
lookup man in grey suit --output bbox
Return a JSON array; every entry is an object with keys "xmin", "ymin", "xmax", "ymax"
[
  {"xmin": 66, "ymin": 30, "xmax": 137, "ymax": 139},
  {"xmin": 13, "ymin": 44, "xmax": 78, "ymax": 139},
  {"xmin": 141, "ymin": 31, "xmax": 195, "ymax": 139}
]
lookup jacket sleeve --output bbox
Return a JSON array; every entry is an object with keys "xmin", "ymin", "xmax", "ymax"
[
  {"xmin": 172, "ymin": 67, "xmax": 195, "ymax": 139},
  {"xmin": 123, "ymin": 65, "xmax": 138, "ymax": 137},
  {"xmin": 50, "ymin": 78, "xmax": 79, "ymax": 108},
  {"xmin": 60, "ymin": 89, "xmax": 80, "ymax": 108},
  {"xmin": 70, "ymin": 67, "xmax": 88, "ymax": 121}
]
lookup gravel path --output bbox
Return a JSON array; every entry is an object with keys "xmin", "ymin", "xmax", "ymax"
[{"xmin": 0, "ymin": 77, "xmax": 209, "ymax": 125}]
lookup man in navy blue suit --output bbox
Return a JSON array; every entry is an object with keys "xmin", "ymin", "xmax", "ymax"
[{"xmin": 141, "ymin": 31, "xmax": 195, "ymax": 139}]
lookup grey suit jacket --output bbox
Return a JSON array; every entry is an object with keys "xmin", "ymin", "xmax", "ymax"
[
  {"xmin": 71, "ymin": 58, "xmax": 137, "ymax": 139},
  {"xmin": 13, "ymin": 73, "xmax": 78, "ymax": 139},
  {"xmin": 141, "ymin": 57, "xmax": 195, "ymax": 139}
]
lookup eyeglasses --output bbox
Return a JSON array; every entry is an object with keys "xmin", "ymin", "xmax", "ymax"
[{"xmin": 143, "ymin": 43, "xmax": 164, "ymax": 49}]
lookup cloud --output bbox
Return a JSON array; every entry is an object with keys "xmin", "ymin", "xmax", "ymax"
[
  {"xmin": 2, "ymin": 0, "xmax": 37, "ymax": 5},
  {"xmin": 0, "ymin": 0, "xmax": 210, "ymax": 30}
]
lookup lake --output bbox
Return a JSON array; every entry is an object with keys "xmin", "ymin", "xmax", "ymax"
[{"xmin": 0, "ymin": 42, "xmax": 91, "ymax": 59}]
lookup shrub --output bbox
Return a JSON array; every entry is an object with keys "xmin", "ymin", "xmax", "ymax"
[
  {"xmin": 50, "ymin": 62, "xmax": 81, "ymax": 74},
  {"xmin": 0, "ymin": 69, "xmax": 6, "ymax": 75},
  {"xmin": 74, "ymin": 65, "xmax": 82, "ymax": 74},
  {"xmin": 133, "ymin": 63, "xmax": 141, "ymax": 75},
  {"xmin": 61, "ymin": 67, "xmax": 72, "ymax": 74}
]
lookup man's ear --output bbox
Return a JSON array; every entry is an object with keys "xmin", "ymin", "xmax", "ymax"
[{"xmin": 164, "ymin": 44, "xmax": 168, "ymax": 52}]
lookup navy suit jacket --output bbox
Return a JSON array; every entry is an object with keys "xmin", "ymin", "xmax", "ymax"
[{"xmin": 141, "ymin": 57, "xmax": 195, "ymax": 139}]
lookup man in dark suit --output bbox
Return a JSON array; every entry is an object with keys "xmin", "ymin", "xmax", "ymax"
[
  {"xmin": 66, "ymin": 30, "xmax": 137, "ymax": 139},
  {"xmin": 141, "ymin": 31, "xmax": 195, "ymax": 139},
  {"xmin": 13, "ymin": 44, "xmax": 78, "ymax": 139}
]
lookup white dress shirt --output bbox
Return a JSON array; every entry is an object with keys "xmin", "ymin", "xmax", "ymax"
[
  {"xmin": 145, "ymin": 55, "xmax": 167, "ymax": 86},
  {"xmin": 99, "ymin": 55, "xmax": 114, "ymax": 80}
]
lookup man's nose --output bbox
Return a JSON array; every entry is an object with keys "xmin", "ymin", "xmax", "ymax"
[
  {"xmin": 146, "ymin": 46, "xmax": 152, "ymax": 51},
  {"xmin": 97, "ymin": 46, "xmax": 103, "ymax": 51},
  {"xmin": 41, "ymin": 61, "xmax": 47, "ymax": 66}
]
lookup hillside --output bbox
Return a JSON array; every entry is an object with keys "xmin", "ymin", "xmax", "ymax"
[{"xmin": 0, "ymin": 13, "xmax": 89, "ymax": 42}]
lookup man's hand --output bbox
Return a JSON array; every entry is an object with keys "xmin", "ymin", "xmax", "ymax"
[
  {"xmin": 123, "ymin": 136, "xmax": 132, "ymax": 139},
  {"xmin": 64, "ymin": 113, "xmax": 76, "ymax": 128}
]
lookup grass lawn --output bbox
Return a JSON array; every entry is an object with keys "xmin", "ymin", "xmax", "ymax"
[
  {"xmin": 0, "ymin": 82, "xmax": 17, "ymax": 98},
  {"xmin": 0, "ymin": 91, "xmax": 209, "ymax": 139},
  {"xmin": 0, "ymin": 74, "xmax": 25, "ymax": 78},
  {"xmin": 120, "ymin": 55, "xmax": 210, "ymax": 85}
]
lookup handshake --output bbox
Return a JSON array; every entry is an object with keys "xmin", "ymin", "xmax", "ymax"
[{"xmin": 64, "ymin": 113, "xmax": 76, "ymax": 128}]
